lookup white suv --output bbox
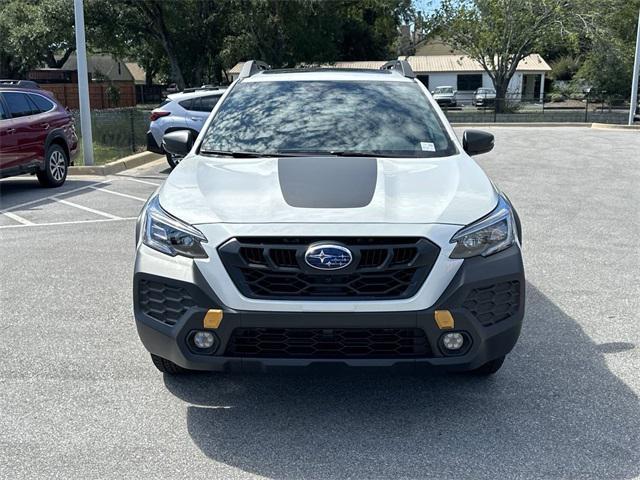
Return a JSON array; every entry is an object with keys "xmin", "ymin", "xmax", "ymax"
[
  {"xmin": 134, "ymin": 61, "xmax": 524, "ymax": 376},
  {"xmin": 146, "ymin": 87, "xmax": 226, "ymax": 168}
]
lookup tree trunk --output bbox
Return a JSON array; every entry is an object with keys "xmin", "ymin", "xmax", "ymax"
[{"xmin": 493, "ymin": 77, "xmax": 510, "ymax": 114}]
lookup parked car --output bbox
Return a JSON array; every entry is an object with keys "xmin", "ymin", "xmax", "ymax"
[
  {"xmin": 432, "ymin": 86, "xmax": 457, "ymax": 107},
  {"xmin": 472, "ymin": 87, "xmax": 497, "ymax": 108},
  {"xmin": 146, "ymin": 87, "xmax": 226, "ymax": 168},
  {"xmin": 134, "ymin": 60, "xmax": 524, "ymax": 376},
  {"xmin": 0, "ymin": 84, "xmax": 78, "ymax": 187}
]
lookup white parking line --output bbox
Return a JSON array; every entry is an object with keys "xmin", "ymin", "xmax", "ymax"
[
  {"xmin": 0, "ymin": 180, "xmax": 111, "ymax": 214},
  {"xmin": 51, "ymin": 198, "xmax": 121, "ymax": 220},
  {"xmin": 90, "ymin": 186, "xmax": 147, "ymax": 202},
  {"xmin": 120, "ymin": 177, "xmax": 161, "ymax": 187},
  {"xmin": 0, "ymin": 217, "xmax": 137, "ymax": 230},
  {"xmin": 2, "ymin": 211, "xmax": 34, "ymax": 226}
]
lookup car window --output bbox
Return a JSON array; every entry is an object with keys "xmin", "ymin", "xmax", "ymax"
[
  {"xmin": 201, "ymin": 81, "xmax": 456, "ymax": 157},
  {"xmin": 29, "ymin": 94, "xmax": 55, "ymax": 113},
  {"xmin": 0, "ymin": 98, "xmax": 8, "ymax": 120},
  {"xmin": 434, "ymin": 87, "xmax": 453, "ymax": 94},
  {"xmin": 3, "ymin": 92, "xmax": 36, "ymax": 118},
  {"xmin": 178, "ymin": 98, "xmax": 193, "ymax": 110},
  {"xmin": 193, "ymin": 95, "xmax": 221, "ymax": 112}
]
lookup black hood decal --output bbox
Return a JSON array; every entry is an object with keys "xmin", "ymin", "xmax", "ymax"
[{"xmin": 278, "ymin": 156, "xmax": 377, "ymax": 208}]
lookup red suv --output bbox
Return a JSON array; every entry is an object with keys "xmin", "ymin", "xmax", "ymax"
[{"xmin": 0, "ymin": 81, "xmax": 78, "ymax": 187}]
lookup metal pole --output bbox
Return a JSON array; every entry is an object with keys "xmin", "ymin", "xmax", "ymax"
[
  {"xmin": 73, "ymin": 0, "xmax": 94, "ymax": 165},
  {"xmin": 629, "ymin": 9, "xmax": 640, "ymax": 125}
]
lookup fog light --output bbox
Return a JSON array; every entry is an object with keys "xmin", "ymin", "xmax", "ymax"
[
  {"xmin": 193, "ymin": 330, "xmax": 215, "ymax": 349},
  {"xmin": 442, "ymin": 332, "xmax": 464, "ymax": 351}
]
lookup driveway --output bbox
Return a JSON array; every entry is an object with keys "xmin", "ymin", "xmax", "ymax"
[{"xmin": 1, "ymin": 127, "xmax": 639, "ymax": 479}]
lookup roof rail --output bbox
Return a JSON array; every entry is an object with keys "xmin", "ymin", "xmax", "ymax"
[
  {"xmin": 379, "ymin": 60, "xmax": 415, "ymax": 79},
  {"xmin": 238, "ymin": 60, "xmax": 271, "ymax": 79},
  {"xmin": 182, "ymin": 85, "xmax": 225, "ymax": 93},
  {"xmin": 0, "ymin": 79, "xmax": 40, "ymax": 89}
]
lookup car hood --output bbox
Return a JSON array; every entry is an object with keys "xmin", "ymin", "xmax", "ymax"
[{"xmin": 158, "ymin": 154, "xmax": 498, "ymax": 226}]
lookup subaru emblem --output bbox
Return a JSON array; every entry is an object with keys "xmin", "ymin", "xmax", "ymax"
[{"xmin": 304, "ymin": 244, "xmax": 353, "ymax": 270}]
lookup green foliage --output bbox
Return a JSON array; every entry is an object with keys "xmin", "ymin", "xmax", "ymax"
[
  {"xmin": 549, "ymin": 55, "xmax": 581, "ymax": 81},
  {"xmin": 0, "ymin": 0, "xmax": 77, "ymax": 76},
  {"xmin": 574, "ymin": 0, "xmax": 639, "ymax": 98}
]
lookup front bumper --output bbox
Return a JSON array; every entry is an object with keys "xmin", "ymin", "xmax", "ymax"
[{"xmin": 133, "ymin": 244, "xmax": 525, "ymax": 372}]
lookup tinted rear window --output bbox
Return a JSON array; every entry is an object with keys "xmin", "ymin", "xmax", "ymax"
[
  {"xmin": 29, "ymin": 94, "xmax": 55, "ymax": 112},
  {"xmin": 201, "ymin": 81, "xmax": 455, "ymax": 157},
  {"xmin": 3, "ymin": 92, "xmax": 35, "ymax": 118}
]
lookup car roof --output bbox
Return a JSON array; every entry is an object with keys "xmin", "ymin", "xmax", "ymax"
[
  {"xmin": 242, "ymin": 68, "xmax": 414, "ymax": 83},
  {"xmin": 167, "ymin": 88, "xmax": 227, "ymax": 101},
  {"xmin": 0, "ymin": 86, "xmax": 56, "ymax": 97}
]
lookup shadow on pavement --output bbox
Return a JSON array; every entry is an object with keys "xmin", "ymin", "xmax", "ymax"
[
  {"xmin": 164, "ymin": 283, "xmax": 639, "ymax": 479},
  {"xmin": 0, "ymin": 177, "xmax": 104, "ymax": 210}
]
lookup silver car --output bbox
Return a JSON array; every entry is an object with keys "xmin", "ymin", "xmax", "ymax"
[
  {"xmin": 146, "ymin": 87, "xmax": 226, "ymax": 168},
  {"xmin": 432, "ymin": 86, "xmax": 457, "ymax": 107}
]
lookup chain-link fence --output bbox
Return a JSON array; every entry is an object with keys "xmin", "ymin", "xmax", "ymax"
[
  {"xmin": 71, "ymin": 108, "xmax": 151, "ymax": 165},
  {"xmin": 441, "ymin": 94, "xmax": 630, "ymax": 124}
]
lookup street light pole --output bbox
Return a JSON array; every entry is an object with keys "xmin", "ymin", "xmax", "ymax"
[
  {"xmin": 629, "ymin": 9, "xmax": 640, "ymax": 125},
  {"xmin": 73, "ymin": 0, "xmax": 94, "ymax": 165}
]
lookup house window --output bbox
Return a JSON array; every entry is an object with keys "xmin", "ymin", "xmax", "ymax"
[
  {"xmin": 417, "ymin": 75, "xmax": 429, "ymax": 89},
  {"xmin": 457, "ymin": 74, "xmax": 482, "ymax": 91}
]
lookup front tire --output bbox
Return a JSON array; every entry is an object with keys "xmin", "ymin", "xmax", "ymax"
[
  {"xmin": 150, "ymin": 354, "xmax": 192, "ymax": 374},
  {"xmin": 166, "ymin": 152, "xmax": 183, "ymax": 169},
  {"xmin": 37, "ymin": 144, "xmax": 68, "ymax": 187}
]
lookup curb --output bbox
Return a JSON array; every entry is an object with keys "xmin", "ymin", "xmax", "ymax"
[
  {"xmin": 591, "ymin": 122, "xmax": 640, "ymax": 131},
  {"xmin": 451, "ymin": 122, "xmax": 592, "ymax": 128},
  {"xmin": 69, "ymin": 151, "xmax": 163, "ymax": 176}
]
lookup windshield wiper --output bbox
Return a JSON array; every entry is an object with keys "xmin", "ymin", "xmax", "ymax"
[
  {"xmin": 200, "ymin": 150, "xmax": 297, "ymax": 158},
  {"xmin": 275, "ymin": 149, "xmax": 405, "ymax": 158}
]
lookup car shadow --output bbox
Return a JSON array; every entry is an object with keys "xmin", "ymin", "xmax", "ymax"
[
  {"xmin": 163, "ymin": 283, "xmax": 639, "ymax": 479},
  {"xmin": 0, "ymin": 177, "xmax": 104, "ymax": 210}
]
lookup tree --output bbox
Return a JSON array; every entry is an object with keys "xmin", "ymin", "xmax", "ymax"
[
  {"xmin": 574, "ymin": 0, "xmax": 640, "ymax": 98},
  {"xmin": 432, "ymin": 0, "xmax": 574, "ymax": 111},
  {"xmin": 0, "ymin": 0, "xmax": 77, "ymax": 77}
]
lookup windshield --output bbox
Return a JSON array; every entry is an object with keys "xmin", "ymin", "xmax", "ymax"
[
  {"xmin": 200, "ymin": 80, "xmax": 456, "ymax": 157},
  {"xmin": 477, "ymin": 88, "xmax": 496, "ymax": 94},
  {"xmin": 434, "ymin": 87, "xmax": 454, "ymax": 94}
]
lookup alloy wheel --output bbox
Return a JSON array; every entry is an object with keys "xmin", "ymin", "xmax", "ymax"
[{"xmin": 49, "ymin": 150, "xmax": 66, "ymax": 181}]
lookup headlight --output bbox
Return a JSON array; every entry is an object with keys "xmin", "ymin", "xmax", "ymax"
[
  {"xmin": 450, "ymin": 195, "xmax": 515, "ymax": 259},
  {"xmin": 141, "ymin": 195, "xmax": 208, "ymax": 258}
]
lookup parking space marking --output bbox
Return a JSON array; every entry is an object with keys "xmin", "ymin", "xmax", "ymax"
[
  {"xmin": 51, "ymin": 198, "xmax": 121, "ymax": 220},
  {"xmin": 120, "ymin": 177, "xmax": 161, "ymax": 187},
  {"xmin": 2, "ymin": 211, "xmax": 34, "ymax": 226},
  {"xmin": 90, "ymin": 186, "xmax": 147, "ymax": 202},
  {"xmin": 0, "ymin": 180, "xmax": 111, "ymax": 214},
  {"xmin": 0, "ymin": 217, "xmax": 137, "ymax": 230}
]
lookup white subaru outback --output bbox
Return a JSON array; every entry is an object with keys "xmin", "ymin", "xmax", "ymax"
[{"xmin": 134, "ymin": 60, "xmax": 524, "ymax": 376}]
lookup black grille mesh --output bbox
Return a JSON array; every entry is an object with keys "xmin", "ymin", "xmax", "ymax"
[
  {"xmin": 219, "ymin": 237, "xmax": 440, "ymax": 300},
  {"xmin": 462, "ymin": 281, "xmax": 521, "ymax": 326},
  {"xmin": 138, "ymin": 280, "xmax": 197, "ymax": 326},
  {"xmin": 225, "ymin": 327, "xmax": 432, "ymax": 358}
]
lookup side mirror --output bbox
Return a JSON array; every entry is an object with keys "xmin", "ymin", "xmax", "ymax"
[
  {"xmin": 463, "ymin": 129, "xmax": 494, "ymax": 156},
  {"xmin": 162, "ymin": 130, "xmax": 194, "ymax": 156}
]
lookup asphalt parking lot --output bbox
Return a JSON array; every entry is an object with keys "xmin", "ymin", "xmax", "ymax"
[{"xmin": 1, "ymin": 126, "xmax": 639, "ymax": 480}]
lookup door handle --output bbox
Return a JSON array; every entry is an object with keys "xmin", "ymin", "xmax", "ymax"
[
  {"xmin": 6, "ymin": 128, "xmax": 16, "ymax": 134},
  {"xmin": 40, "ymin": 123, "xmax": 50, "ymax": 129},
  {"xmin": 191, "ymin": 117, "xmax": 201, "ymax": 121}
]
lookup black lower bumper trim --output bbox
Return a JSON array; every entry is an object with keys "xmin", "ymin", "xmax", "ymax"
[{"xmin": 146, "ymin": 131, "xmax": 163, "ymax": 154}]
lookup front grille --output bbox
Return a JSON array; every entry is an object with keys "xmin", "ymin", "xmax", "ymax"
[
  {"xmin": 225, "ymin": 327, "xmax": 432, "ymax": 358},
  {"xmin": 219, "ymin": 237, "xmax": 440, "ymax": 300},
  {"xmin": 138, "ymin": 279, "xmax": 197, "ymax": 326},
  {"xmin": 462, "ymin": 281, "xmax": 521, "ymax": 326}
]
